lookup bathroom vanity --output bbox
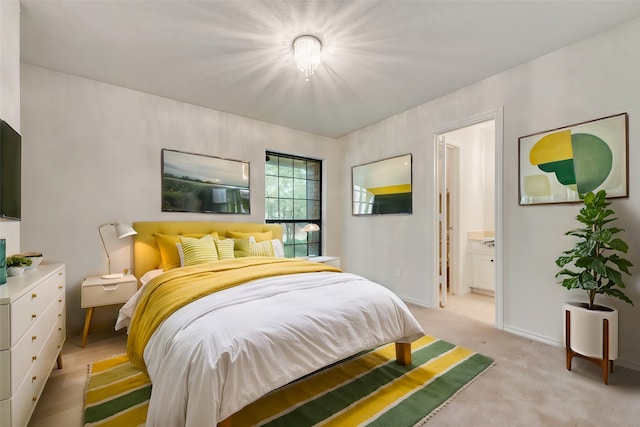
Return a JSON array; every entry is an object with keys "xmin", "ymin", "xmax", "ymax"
[{"xmin": 467, "ymin": 231, "xmax": 495, "ymax": 296}]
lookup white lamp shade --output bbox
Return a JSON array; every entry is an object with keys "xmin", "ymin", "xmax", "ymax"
[
  {"xmin": 114, "ymin": 221, "xmax": 137, "ymax": 239},
  {"xmin": 301, "ymin": 223, "xmax": 320, "ymax": 232}
]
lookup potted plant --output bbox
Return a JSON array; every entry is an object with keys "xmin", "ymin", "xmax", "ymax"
[
  {"xmin": 6, "ymin": 255, "xmax": 32, "ymax": 277},
  {"xmin": 555, "ymin": 189, "xmax": 633, "ymax": 384}
]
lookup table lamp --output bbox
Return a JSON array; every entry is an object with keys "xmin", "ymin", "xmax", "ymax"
[
  {"xmin": 301, "ymin": 223, "xmax": 320, "ymax": 233},
  {"xmin": 98, "ymin": 220, "xmax": 137, "ymax": 279}
]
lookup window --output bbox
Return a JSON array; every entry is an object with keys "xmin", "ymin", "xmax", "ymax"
[{"xmin": 265, "ymin": 152, "xmax": 321, "ymax": 257}]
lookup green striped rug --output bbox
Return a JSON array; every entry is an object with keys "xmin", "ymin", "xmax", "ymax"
[{"xmin": 84, "ymin": 335, "xmax": 493, "ymax": 426}]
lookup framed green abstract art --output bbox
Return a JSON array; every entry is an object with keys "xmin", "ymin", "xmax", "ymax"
[{"xmin": 518, "ymin": 113, "xmax": 628, "ymax": 205}]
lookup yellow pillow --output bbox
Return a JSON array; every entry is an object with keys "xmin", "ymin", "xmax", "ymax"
[
  {"xmin": 249, "ymin": 240, "xmax": 274, "ymax": 257},
  {"xmin": 180, "ymin": 235, "xmax": 218, "ymax": 266},
  {"xmin": 156, "ymin": 232, "xmax": 219, "ymax": 271},
  {"xmin": 215, "ymin": 238, "xmax": 235, "ymax": 260},
  {"xmin": 227, "ymin": 230, "xmax": 273, "ymax": 242}
]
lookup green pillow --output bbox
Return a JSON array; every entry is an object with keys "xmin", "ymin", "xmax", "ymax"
[{"xmin": 232, "ymin": 237, "xmax": 251, "ymax": 258}]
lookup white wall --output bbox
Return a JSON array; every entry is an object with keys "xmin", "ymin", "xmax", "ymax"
[
  {"xmin": 0, "ymin": 0, "xmax": 21, "ymax": 255},
  {"xmin": 20, "ymin": 65, "xmax": 344, "ymax": 333},
  {"xmin": 340, "ymin": 17, "xmax": 640, "ymax": 368},
  {"xmin": 18, "ymin": 12, "xmax": 640, "ymax": 368}
]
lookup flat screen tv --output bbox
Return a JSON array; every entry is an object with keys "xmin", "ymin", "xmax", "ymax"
[{"xmin": 0, "ymin": 119, "xmax": 21, "ymax": 220}]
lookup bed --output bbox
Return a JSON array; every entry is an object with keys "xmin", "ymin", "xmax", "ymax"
[{"xmin": 117, "ymin": 221, "xmax": 424, "ymax": 427}]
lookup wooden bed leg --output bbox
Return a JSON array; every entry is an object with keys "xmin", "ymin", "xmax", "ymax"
[
  {"xmin": 218, "ymin": 416, "xmax": 232, "ymax": 427},
  {"xmin": 395, "ymin": 342, "xmax": 412, "ymax": 366}
]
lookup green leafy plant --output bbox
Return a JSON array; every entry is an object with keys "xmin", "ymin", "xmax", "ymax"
[
  {"xmin": 555, "ymin": 190, "xmax": 633, "ymax": 309},
  {"xmin": 6, "ymin": 255, "xmax": 32, "ymax": 268}
]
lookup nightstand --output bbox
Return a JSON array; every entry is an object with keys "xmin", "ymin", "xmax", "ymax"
[
  {"xmin": 81, "ymin": 275, "xmax": 137, "ymax": 347},
  {"xmin": 303, "ymin": 256, "xmax": 341, "ymax": 269}
]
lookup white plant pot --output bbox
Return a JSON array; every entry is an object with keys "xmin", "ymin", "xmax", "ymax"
[
  {"xmin": 7, "ymin": 266, "xmax": 24, "ymax": 277},
  {"xmin": 563, "ymin": 302, "xmax": 618, "ymax": 360}
]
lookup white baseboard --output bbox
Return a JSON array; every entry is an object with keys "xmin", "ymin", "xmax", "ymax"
[
  {"xmin": 503, "ymin": 324, "xmax": 561, "ymax": 347},
  {"xmin": 503, "ymin": 324, "xmax": 640, "ymax": 372},
  {"xmin": 399, "ymin": 295, "xmax": 433, "ymax": 308}
]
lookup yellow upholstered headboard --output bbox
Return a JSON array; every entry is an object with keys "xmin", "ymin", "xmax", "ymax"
[{"xmin": 132, "ymin": 221, "xmax": 283, "ymax": 279}]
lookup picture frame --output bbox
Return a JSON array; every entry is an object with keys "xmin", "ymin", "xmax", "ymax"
[
  {"xmin": 352, "ymin": 154, "xmax": 412, "ymax": 215},
  {"xmin": 161, "ymin": 149, "xmax": 250, "ymax": 214},
  {"xmin": 518, "ymin": 113, "xmax": 628, "ymax": 205}
]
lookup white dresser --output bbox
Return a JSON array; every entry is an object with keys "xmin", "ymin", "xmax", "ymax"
[{"xmin": 0, "ymin": 264, "xmax": 65, "ymax": 427}]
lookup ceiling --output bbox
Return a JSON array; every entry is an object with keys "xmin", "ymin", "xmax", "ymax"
[{"xmin": 19, "ymin": 1, "xmax": 640, "ymax": 139}]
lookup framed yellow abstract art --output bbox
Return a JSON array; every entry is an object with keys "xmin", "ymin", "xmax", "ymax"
[{"xmin": 518, "ymin": 113, "xmax": 628, "ymax": 205}]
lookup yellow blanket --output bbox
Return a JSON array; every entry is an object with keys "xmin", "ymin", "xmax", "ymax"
[{"xmin": 126, "ymin": 257, "xmax": 341, "ymax": 371}]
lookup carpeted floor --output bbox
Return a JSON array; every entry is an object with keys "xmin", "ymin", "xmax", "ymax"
[
  {"xmin": 29, "ymin": 305, "xmax": 640, "ymax": 427},
  {"xmin": 84, "ymin": 335, "xmax": 493, "ymax": 426}
]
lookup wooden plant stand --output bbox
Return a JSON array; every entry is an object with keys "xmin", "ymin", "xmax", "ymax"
[{"xmin": 565, "ymin": 309, "xmax": 614, "ymax": 385}]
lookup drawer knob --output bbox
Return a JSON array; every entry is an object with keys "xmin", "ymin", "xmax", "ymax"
[
  {"xmin": 58, "ymin": 327, "xmax": 62, "ymax": 331},
  {"xmin": 32, "ymin": 355, "xmax": 37, "ymax": 361},
  {"xmin": 58, "ymin": 313, "xmax": 62, "ymax": 317},
  {"xmin": 32, "ymin": 293, "xmax": 37, "ymax": 299},
  {"xmin": 32, "ymin": 335, "xmax": 37, "ymax": 341},
  {"xmin": 31, "ymin": 314, "xmax": 37, "ymax": 319},
  {"xmin": 32, "ymin": 375, "xmax": 37, "ymax": 381},
  {"xmin": 32, "ymin": 396, "xmax": 38, "ymax": 402},
  {"xmin": 58, "ymin": 285, "xmax": 63, "ymax": 289}
]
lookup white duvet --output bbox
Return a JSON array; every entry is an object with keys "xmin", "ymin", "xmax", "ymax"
[{"xmin": 118, "ymin": 271, "xmax": 424, "ymax": 427}]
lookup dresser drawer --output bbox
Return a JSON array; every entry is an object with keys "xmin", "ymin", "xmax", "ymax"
[
  {"xmin": 5, "ymin": 314, "xmax": 62, "ymax": 427},
  {"xmin": 0, "ymin": 350, "xmax": 8, "ymax": 401},
  {"xmin": 82, "ymin": 279, "xmax": 136, "ymax": 307},
  {"xmin": 6, "ymin": 292, "xmax": 61, "ymax": 398},
  {"xmin": 9, "ymin": 271, "xmax": 64, "ymax": 348},
  {"xmin": 9, "ymin": 364, "xmax": 38, "ymax": 427},
  {"xmin": 0, "ymin": 306, "xmax": 8, "ymax": 350},
  {"xmin": 0, "ymin": 264, "xmax": 65, "ymax": 427},
  {"xmin": 0, "ymin": 397, "xmax": 9, "ymax": 427}
]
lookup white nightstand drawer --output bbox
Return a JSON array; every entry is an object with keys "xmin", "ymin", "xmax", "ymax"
[{"xmin": 82, "ymin": 279, "xmax": 136, "ymax": 308}]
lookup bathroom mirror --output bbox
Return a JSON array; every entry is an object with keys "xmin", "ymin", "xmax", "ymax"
[{"xmin": 352, "ymin": 154, "xmax": 412, "ymax": 215}]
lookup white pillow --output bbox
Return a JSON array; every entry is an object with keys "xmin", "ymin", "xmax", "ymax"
[
  {"xmin": 271, "ymin": 239, "xmax": 285, "ymax": 258},
  {"xmin": 140, "ymin": 268, "xmax": 164, "ymax": 286},
  {"xmin": 176, "ymin": 242, "xmax": 185, "ymax": 267}
]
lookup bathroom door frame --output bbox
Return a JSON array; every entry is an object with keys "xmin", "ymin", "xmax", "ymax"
[{"xmin": 432, "ymin": 108, "xmax": 504, "ymax": 329}]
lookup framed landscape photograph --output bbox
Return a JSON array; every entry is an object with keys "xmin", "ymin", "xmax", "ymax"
[
  {"xmin": 518, "ymin": 113, "xmax": 628, "ymax": 205},
  {"xmin": 161, "ymin": 149, "xmax": 250, "ymax": 214}
]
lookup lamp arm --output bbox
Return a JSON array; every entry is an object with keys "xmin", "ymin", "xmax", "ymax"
[{"xmin": 98, "ymin": 223, "xmax": 114, "ymax": 274}]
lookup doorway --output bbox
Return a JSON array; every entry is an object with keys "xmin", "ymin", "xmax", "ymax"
[{"xmin": 434, "ymin": 111, "xmax": 503, "ymax": 327}]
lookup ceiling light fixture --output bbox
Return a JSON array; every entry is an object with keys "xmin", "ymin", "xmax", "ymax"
[{"xmin": 292, "ymin": 35, "xmax": 322, "ymax": 82}]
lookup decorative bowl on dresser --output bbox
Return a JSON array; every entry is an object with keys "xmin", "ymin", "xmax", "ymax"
[{"xmin": 0, "ymin": 263, "xmax": 65, "ymax": 427}]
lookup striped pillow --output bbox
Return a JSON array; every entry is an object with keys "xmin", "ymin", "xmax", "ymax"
[
  {"xmin": 227, "ymin": 230, "xmax": 273, "ymax": 242},
  {"xmin": 215, "ymin": 239, "xmax": 235, "ymax": 260},
  {"xmin": 249, "ymin": 240, "xmax": 274, "ymax": 257},
  {"xmin": 156, "ymin": 232, "xmax": 219, "ymax": 271},
  {"xmin": 180, "ymin": 235, "xmax": 218, "ymax": 266}
]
